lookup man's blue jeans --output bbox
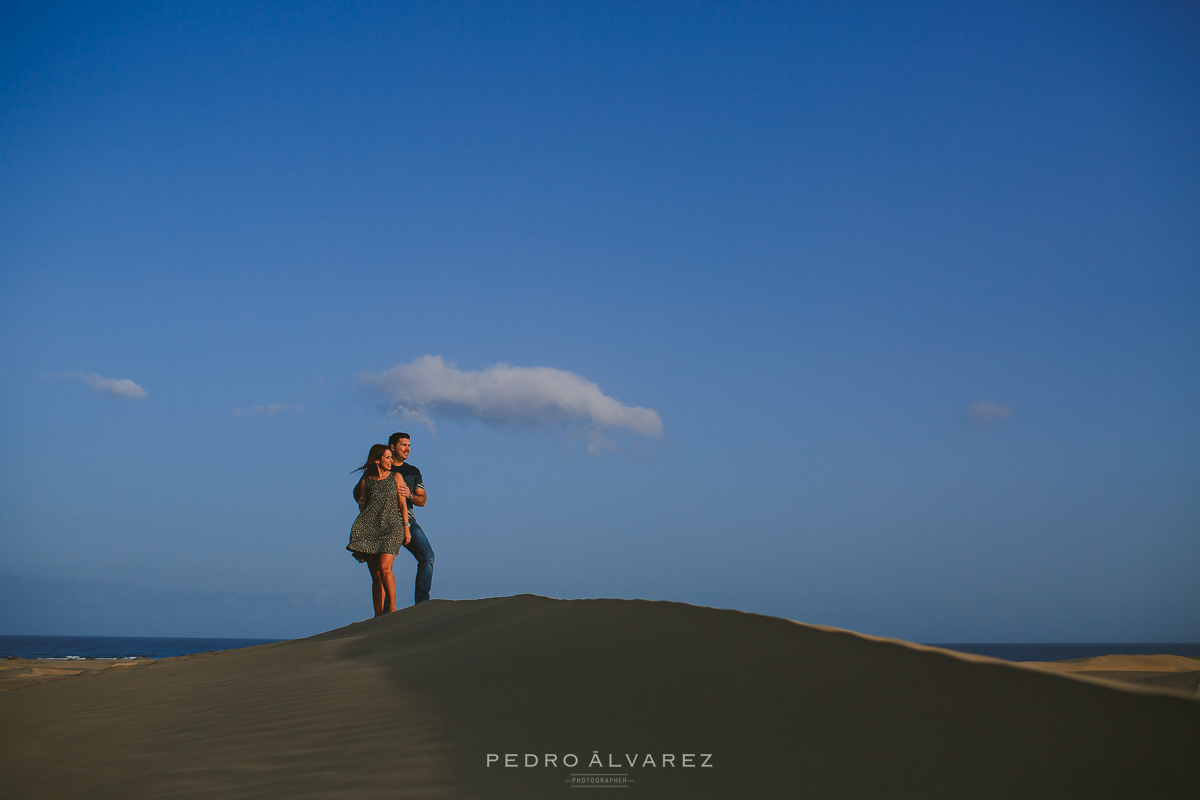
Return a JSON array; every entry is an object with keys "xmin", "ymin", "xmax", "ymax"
[{"xmin": 403, "ymin": 520, "xmax": 435, "ymax": 604}]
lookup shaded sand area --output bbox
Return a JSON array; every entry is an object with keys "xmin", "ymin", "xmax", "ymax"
[{"xmin": 1, "ymin": 596, "xmax": 1198, "ymax": 798}]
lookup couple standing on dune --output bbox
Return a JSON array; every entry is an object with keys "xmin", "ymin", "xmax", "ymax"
[{"xmin": 346, "ymin": 432, "xmax": 436, "ymax": 616}]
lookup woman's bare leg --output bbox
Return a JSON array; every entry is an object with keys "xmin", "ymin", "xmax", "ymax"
[
  {"xmin": 366, "ymin": 556, "xmax": 385, "ymax": 616},
  {"xmin": 378, "ymin": 553, "xmax": 397, "ymax": 613}
]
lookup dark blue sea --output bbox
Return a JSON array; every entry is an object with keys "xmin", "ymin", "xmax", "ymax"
[
  {"xmin": 0, "ymin": 634, "xmax": 284, "ymax": 660},
  {"xmin": 926, "ymin": 643, "xmax": 1200, "ymax": 662}
]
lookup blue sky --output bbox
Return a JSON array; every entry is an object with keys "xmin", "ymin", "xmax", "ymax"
[{"xmin": 1, "ymin": 1, "xmax": 1197, "ymax": 641}]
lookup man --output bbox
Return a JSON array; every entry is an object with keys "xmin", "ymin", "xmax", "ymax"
[{"xmin": 354, "ymin": 432, "xmax": 435, "ymax": 604}]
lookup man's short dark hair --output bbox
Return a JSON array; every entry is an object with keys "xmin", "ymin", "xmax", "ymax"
[{"xmin": 388, "ymin": 432, "xmax": 411, "ymax": 447}]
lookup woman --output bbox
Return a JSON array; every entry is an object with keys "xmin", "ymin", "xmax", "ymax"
[{"xmin": 347, "ymin": 443, "xmax": 411, "ymax": 616}]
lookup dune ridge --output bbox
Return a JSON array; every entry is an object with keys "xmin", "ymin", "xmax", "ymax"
[{"xmin": 1, "ymin": 595, "xmax": 1198, "ymax": 798}]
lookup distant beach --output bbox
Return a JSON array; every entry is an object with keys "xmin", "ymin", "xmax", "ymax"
[
  {"xmin": 0, "ymin": 634, "xmax": 283, "ymax": 660},
  {"xmin": 929, "ymin": 642, "xmax": 1200, "ymax": 662}
]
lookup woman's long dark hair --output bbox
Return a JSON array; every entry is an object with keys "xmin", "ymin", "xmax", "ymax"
[{"xmin": 353, "ymin": 444, "xmax": 391, "ymax": 479}]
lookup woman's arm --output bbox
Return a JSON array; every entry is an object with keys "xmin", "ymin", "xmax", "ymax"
[{"xmin": 396, "ymin": 474, "xmax": 411, "ymax": 545}]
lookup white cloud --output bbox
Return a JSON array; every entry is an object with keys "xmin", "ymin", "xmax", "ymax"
[
  {"xmin": 967, "ymin": 401, "xmax": 1015, "ymax": 427},
  {"xmin": 358, "ymin": 356, "xmax": 664, "ymax": 445},
  {"xmin": 44, "ymin": 372, "xmax": 147, "ymax": 399}
]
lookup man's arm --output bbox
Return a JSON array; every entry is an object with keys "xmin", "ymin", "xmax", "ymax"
[{"xmin": 404, "ymin": 467, "xmax": 426, "ymax": 507}]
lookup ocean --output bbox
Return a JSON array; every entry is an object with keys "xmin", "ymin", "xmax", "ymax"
[
  {"xmin": 0, "ymin": 634, "xmax": 284, "ymax": 660},
  {"xmin": 3, "ymin": 634, "xmax": 1198, "ymax": 662}
]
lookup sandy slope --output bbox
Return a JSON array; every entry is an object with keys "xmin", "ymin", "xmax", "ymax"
[{"xmin": 1, "ymin": 595, "xmax": 1197, "ymax": 799}]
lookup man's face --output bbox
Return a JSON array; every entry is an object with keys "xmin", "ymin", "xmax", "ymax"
[{"xmin": 391, "ymin": 438, "xmax": 411, "ymax": 463}]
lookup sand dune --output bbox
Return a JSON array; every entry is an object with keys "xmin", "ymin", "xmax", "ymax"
[{"xmin": 1, "ymin": 595, "xmax": 1198, "ymax": 798}]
